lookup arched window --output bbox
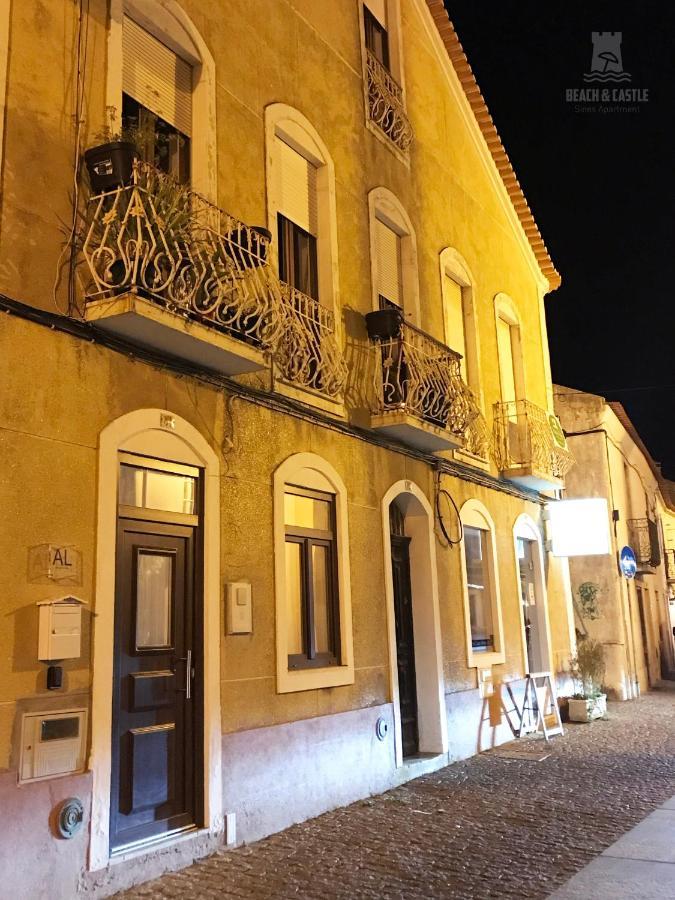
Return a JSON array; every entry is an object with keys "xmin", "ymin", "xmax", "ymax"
[
  {"xmin": 265, "ymin": 104, "xmax": 340, "ymax": 319},
  {"xmin": 459, "ymin": 499, "xmax": 505, "ymax": 668},
  {"xmin": 106, "ymin": 0, "xmax": 216, "ymax": 199},
  {"xmin": 440, "ymin": 248, "xmax": 481, "ymax": 398},
  {"xmin": 494, "ymin": 293, "xmax": 526, "ymax": 408},
  {"xmin": 368, "ymin": 187, "xmax": 420, "ymax": 325},
  {"xmin": 274, "ymin": 453, "xmax": 354, "ymax": 693}
]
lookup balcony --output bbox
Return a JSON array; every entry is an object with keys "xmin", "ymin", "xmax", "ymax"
[
  {"xmin": 493, "ymin": 400, "xmax": 574, "ymax": 491},
  {"xmin": 665, "ymin": 548, "xmax": 675, "ymax": 583},
  {"xmin": 275, "ymin": 284, "xmax": 348, "ymax": 401},
  {"xmin": 365, "ymin": 49, "xmax": 413, "ymax": 153},
  {"xmin": 627, "ymin": 518, "xmax": 661, "ymax": 575},
  {"xmin": 369, "ymin": 320, "xmax": 477, "ymax": 452},
  {"xmin": 82, "ymin": 162, "xmax": 283, "ymax": 375}
]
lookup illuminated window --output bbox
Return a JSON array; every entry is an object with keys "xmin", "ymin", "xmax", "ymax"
[
  {"xmin": 273, "ymin": 453, "xmax": 354, "ymax": 693},
  {"xmin": 463, "ymin": 527, "xmax": 495, "ymax": 652},
  {"xmin": 284, "ymin": 485, "xmax": 340, "ymax": 669},
  {"xmin": 459, "ymin": 500, "xmax": 505, "ymax": 667}
]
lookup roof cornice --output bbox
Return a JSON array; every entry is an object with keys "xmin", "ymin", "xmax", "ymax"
[{"xmin": 425, "ymin": 1, "xmax": 561, "ymax": 291}]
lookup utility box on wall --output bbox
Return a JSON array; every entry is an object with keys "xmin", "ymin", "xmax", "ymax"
[
  {"xmin": 19, "ymin": 708, "xmax": 87, "ymax": 783},
  {"xmin": 37, "ymin": 597, "xmax": 86, "ymax": 661},
  {"xmin": 226, "ymin": 582, "xmax": 252, "ymax": 634}
]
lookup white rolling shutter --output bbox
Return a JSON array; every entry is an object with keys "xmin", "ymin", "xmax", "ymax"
[
  {"xmin": 366, "ymin": 0, "xmax": 387, "ymax": 27},
  {"xmin": 497, "ymin": 317, "xmax": 517, "ymax": 405},
  {"xmin": 375, "ymin": 218, "xmax": 402, "ymax": 307},
  {"xmin": 276, "ymin": 138, "xmax": 318, "ymax": 235},
  {"xmin": 442, "ymin": 274, "xmax": 467, "ymax": 379},
  {"xmin": 123, "ymin": 16, "xmax": 192, "ymax": 137}
]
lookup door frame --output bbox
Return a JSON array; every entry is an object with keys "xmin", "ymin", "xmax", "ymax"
[
  {"xmin": 512, "ymin": 514, "xmax": 553, "ymax": 675},
  {"xmin": 89, "ymin": 409, "xmax": 222, "ymax": 871},
  {"xmin": 381, "ymin": 480, "xmax": 447, "ymax": 767}
]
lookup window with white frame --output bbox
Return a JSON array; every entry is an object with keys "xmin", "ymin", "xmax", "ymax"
[
  {"xmin": 360, "ymin": 0, "xmax": 412, "ymax": 155},
  {"xmin": 464, "ymin": 526, "xmax": 495, "ymax": 652},
  {"xmin": 375, "ymin": 217, "xmax": 403, "ymax": 310},
  {"xmin": 274, "ymin": 454, "xmax": 354, "ymax": 693},
  {"xmin": 368, "ymin": 188, "xmax": 419, "ymax": 324},
  {"xmin": 497, "ymin": 315, "xmax": 518, "ymax": 405},
  {"xmin": 275, "ymin": 137, "xmax": 320, "ymax": 300},
  {"xmin": 459, "ymin": 500, "xmax": 504, "ymax": 666},
  {"xmin": 284, "ymin": 485, "xmax": 340, "ymax": 668},
  {"xmin": 121, "ymin": 15, "xmax": 192, "ymax": 182},
  {"xmin": 442, "ymin": 274, "xmax": 467, "ymax": 381}
]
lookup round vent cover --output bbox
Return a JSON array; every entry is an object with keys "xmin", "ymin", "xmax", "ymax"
[{"xmin": 56, "ymin": 797, "xmax": 84, "ymax": 839}]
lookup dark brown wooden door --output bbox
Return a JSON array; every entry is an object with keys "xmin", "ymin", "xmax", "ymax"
[
  {"xmin": 110, "ymin": 518, "xmax": 199, "ymax": 851},
  {"xmin": 391, "ymin": 534, "xmax": 419, "ymax": 757},
  {"xmin": 636, "ymin": 586, "xmax": 651, "ymax": 687}
]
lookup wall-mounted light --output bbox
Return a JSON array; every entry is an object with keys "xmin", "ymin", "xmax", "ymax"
[{"xmin": 547, "ymin": 498, "xmax": 611, "ymax": 557}]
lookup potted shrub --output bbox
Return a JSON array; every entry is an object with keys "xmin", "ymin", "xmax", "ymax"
[
  {"xmin": 568, "ymin": 638, "xmax": 607, "ymax": 722},
  {"xmin": 365, "ymin": 306, "xmax": 403, "ymax": 341},
  {"xmin": 84, "ymin": 109, "xmax": 154, "ymax": 194}
]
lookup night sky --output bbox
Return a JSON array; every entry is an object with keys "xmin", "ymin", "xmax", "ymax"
[{"xmin": 445, "ymin": 2, "xmax": 675, "ymax": 477}]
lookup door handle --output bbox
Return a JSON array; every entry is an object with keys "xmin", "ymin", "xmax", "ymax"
[
  {"xmin": 173, "ymin": 650, "xmax": 193, "ymax": 700},
  {"xmin": 185, "ymin": 649, "xmax": 192, "ymax": 701}
]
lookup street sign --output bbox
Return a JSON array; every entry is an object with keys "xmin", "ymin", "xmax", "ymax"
[{"xmin": 620, "ymin": 545, "xmax": 637, "ymax": 579}]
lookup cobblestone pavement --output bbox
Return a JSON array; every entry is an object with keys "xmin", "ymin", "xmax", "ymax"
[{"xmin": 120, "ymin": 691, "xmax": 675, "ymax": 900}]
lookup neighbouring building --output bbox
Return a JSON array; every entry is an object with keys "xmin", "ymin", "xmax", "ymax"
[
  {"xmin": 0, "ymin": 1, "xmax": 578, "ymax": 896},
  {"xmin": 555, "ymin": 386, "xmax": 675, "ymax": 695}
]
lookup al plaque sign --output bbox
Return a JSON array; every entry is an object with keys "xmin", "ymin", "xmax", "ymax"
[{"xmin": 28, "ymin": 544, "xmax": 83, "ymax": 586}]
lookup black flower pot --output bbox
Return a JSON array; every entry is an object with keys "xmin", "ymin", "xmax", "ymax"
[
  {"xmin": 84, "ymin": 141, "xmax": 137, "ymax": 194},
  {"xmin": 365, "ymin": 307, "xmax": 403, "ymax": 341},
  {"xmin": 224, "ymin": 225, "xmax": 272, "ymax": 268}
]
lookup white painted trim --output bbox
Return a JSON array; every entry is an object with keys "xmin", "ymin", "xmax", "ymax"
[
  {"xmin": 89, "ymin": 409, "xmax": 222, "ymax": 871},
  {"xmin": 512, "ymin": 514, "xmax": 553, "ymax": 675},
  {"xmin": 458, "ymin": 498, "xmax": 506, "ymax": 668},
  {"xmin": 0, "ymin": 0, "xmax": 10, "ymax": 196},
  {"xmin": 381, "ymin": 480, "xmax": 448, "ymax": 766},
  {"xmin": 368, "ymin": 186, "xmax": 420, "ymax": 326},
  {"xmin": 412, "ymin": 0, "xmax": 552, "ymax": 293},
  {"xmin": 273, "ymin": 453, "xmax": 354, "ymax": 693},
  {"xmin": 537, "ymin": 284, "xmax": 555, "ymax": 412},
  {"xmin": 264, "ymin": 104, "xmax": 341, "ymax": 330},
  {"xmin": 106, "ymin": 0, "xmax": 217, "ymax": 201},
  {"xmin": 439, "ymin": 246, "xmax": 483, "ymax": 411}
]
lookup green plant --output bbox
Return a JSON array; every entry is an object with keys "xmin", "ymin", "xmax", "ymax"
[
  {"xmin": 570, "ymin": 638, "xmax": 606, "ymax": 699},
  {"xmin": 94, "ymin": 105, "xmax": 158, "ymax": 152},
  {"xmin": 577, "ymin": 581, "xmax": 601, "ymax": 620}
]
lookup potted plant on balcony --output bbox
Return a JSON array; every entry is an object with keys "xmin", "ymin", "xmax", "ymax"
[
  {"xmin": 84, "ymin": 108, "xmax": 154, "ymax": 194},
  {"xmin": 365, "ymin": 304, "xmax": 403, "ymax": 340},
  {"xmin": 568, "ymin": 638, "xmax": 607, "ymax": 723}
]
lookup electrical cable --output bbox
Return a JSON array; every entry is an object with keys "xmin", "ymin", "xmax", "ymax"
[{"xmin": 0, "ymin": 291, "xmax": 554, "ymax": 506}]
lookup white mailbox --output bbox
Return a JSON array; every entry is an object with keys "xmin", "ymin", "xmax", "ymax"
[
  {"xmin": 226, "ymin": 582, "xmax": 252, "ymax": 634},
  {"xmin": 37, "ymin": 596, "xmax": 87, "ymax": 661},
  {"xmin": 19, "ymin": 708, "xmax": 87, "ymax": 783}
]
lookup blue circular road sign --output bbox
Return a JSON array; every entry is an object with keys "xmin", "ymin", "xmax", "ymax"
[{"xmin": 620, "ymin": 546, "xmax": 637, "ymax": 579}]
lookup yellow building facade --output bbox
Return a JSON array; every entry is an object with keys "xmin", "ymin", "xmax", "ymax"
[{"xmin": 0, "ymin": 1, "xmax": 576, "ymax": 894}]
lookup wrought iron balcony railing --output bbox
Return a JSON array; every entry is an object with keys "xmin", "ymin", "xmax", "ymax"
[
  {"xmin": 82, "ymin": 161, "xmax": 283, "ymax": 350},
  {"xmin": 627, "ymin": 518, "xmax": 661, "ymax": 571},
  {"xmin": 665, "ymin": 548, "xmax": 675, "ymax": 583},
  {"xmin": 371, "ymin": 321, "xmax": 478, "ymax": 443},
  {"xmin": 275, "ymin": 284, "xmax": 348, "ymax": 400},
  {"xmin": 365, "ymin": 49, "xmax": 414, "ymax": 153},
  {"xmin": 493, "ymin": 400, "xmax": 574, "ymax": 488}
]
